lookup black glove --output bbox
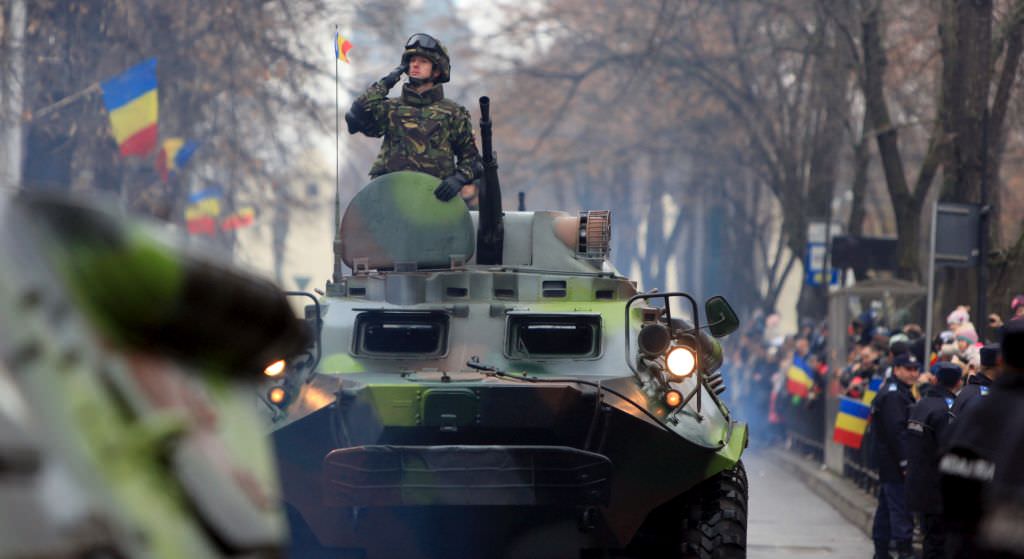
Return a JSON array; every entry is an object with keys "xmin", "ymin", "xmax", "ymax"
[
  {"xmin": 345, "ymin": 99, "xmax": 370, "ymax": 134},
  {"xmin": 434, "ymin": 174, "xmax": 468, "ymax": 201},
  {"xmin": 381, "ymin": 64, "xmax": 407, "ymax": 89}
]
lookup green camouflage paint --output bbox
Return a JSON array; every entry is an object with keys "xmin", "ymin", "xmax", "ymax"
[
  {"xmin": 356, "ymin": 82, "xmax": 480, "ymax": 181},
  {"xmin": 268, "ymin": 173, "xmax": 747, "ymax": 557}
]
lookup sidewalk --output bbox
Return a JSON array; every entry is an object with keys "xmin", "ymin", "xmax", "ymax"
[
  {"xmin": 746, "ymin": 452, "xmax": 873, "ymax": 558},
  {"xmin": 765, "ymin": 447, "xmax": 876, "ymax": 537}
]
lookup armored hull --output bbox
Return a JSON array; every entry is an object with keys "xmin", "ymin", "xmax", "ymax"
[{"xmin": 267, "ymin": 172, "xmax": 747, "ymax": 558}]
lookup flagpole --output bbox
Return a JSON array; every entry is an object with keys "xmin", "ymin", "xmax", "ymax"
[
  {"xmin": 25, "ymin": 82, "xmax": 101, "ymax": 122},
  {"xmin": 332, "ymin": 25, "xmax": 344, "ymax": 285}
]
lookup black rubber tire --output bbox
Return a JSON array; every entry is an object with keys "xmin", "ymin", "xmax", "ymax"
[
  {"xmin": 680, "ymin": 461, "xmax": 748, "ymax": 559},
  {"xmin": 624, "ymin": 461, "xmax": 748, "ymax": 558}
]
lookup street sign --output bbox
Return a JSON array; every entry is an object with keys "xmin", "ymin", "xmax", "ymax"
[
  {"xmin": 806, "ymin": 221, "xmax": 842, "ymax": 287},
  {"xmin": 294, "ymin": 275, "xmax": 311, "ymax": 291},
  {"xmin": 925, "ymin": 201, "xmax": 983, "ymax": 354},
  {"xmin": 805, "ymin": 242, "xmax": 840, "ymax": 286},
  {"xmin": 934, "ymin": 203, "xmax": 980, "ymax": 268},
  {"xmin": 830, "ymin": 235, "xmax": 900, "ymax": 272}
]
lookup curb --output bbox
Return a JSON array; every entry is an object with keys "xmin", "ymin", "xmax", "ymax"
[{"xmin": 766, "ymin": 447, "xmax": 876, "ymax": 537}]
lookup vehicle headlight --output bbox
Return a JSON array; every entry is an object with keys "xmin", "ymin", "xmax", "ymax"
[
  {"xmin": 263, "ymin": 359, "xmax": 286, "ymax": 377},
  {"xmin": 665, "ymin": 346, "xmax": 697, "ymax": 379},
  {"xmin": 268, "ymin": 386, "xmax": 289, "ymax": 406}
]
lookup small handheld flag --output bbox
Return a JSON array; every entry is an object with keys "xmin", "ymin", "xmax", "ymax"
[
  {"xmin": 185, "ymin": 186, "xmax": 222, "ymax": 236},
  {"xmin": 100, "ymin": 58, "xmax": 159, "ymax": 157},
  {"xmin": 833, "ymin": 396, "xmax": 871, "ymax": 449},
  {"xmin": 785, "ymin": 364, "xmax": 815, "ymax": 398},
  {"xmin": 863, "ymin": 377, "xmax": 883, "ymax": 405},
  {"xmin": 335, "ymin": 31, "xmax": 353, "ymax": 63}
]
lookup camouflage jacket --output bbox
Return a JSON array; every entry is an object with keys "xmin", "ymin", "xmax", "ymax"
[{"xmin": 355, "ymin": 80, "xmax": 480, "ymax": 180}]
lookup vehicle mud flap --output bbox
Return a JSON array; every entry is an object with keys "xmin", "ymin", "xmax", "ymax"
[{"xmin": 322, "ymin": 445, "xmax": 612, "ymax": 507}]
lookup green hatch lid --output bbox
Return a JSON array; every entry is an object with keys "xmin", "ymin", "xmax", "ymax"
[{"xmin": 340, "ymin": 171, "xmax": 475, "ymax": 270}]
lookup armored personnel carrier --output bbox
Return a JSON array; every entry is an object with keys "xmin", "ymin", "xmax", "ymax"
[
  {"xmin": 0, "ymin": 194, "xmax": 308, "ymax": 558},
  {"xmin": 268, "ymin": 98, "xmax": 748, "ymax": 558}
]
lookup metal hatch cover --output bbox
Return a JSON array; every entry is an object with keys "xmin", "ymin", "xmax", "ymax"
[{"xmin": 340, "ymin": 171, "xmax": 475, "ymax": 270}]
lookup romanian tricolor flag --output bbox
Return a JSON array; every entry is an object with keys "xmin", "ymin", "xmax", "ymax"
[
  {"xmin": 101, "ymin": 58, "xmax": 159, "ymax": 157},
  {"xmin": 221, "ymin": 207, "xmax": 255, "ymax": 231},
  {"xmin": 833, "ymin": 396, "xmax": 871, "ymax": 449},
  {"xmin": 335, "ymin": 31, "xmax": 353, "ymax": 63},
  {"xmin": 863, "ymin": 377, "xmax": 883, "ymax": 405},
  {"xmin": 156, "ymin": 138, "xmax": 199, "ymax": 182},
  {"xmin": 786, "ymin": 364, "xmax": 815, "ymax": 398},
  {"xmin": 185, "ymin": 187, "xmax": 222, "ymax": 236}
]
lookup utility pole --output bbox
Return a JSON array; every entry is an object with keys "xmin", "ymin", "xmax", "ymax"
[{"xmin": 0, "ymin": 0, "xmax": 27, "ymax": 212}]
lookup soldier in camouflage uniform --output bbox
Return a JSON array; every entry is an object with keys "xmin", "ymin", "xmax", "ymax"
[{"xmin": 346, "ymin": 33, "xmax": 481, "ymax": 201}]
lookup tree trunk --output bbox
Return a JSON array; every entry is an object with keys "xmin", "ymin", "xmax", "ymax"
[{"xmin": 937, "ymin": 0, "xmax": 994, "ymax": 325}]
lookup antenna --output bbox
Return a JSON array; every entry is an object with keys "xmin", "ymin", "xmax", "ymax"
[{"xmin": 332, "ymin": 24, "xmax": 343, "ymax": 284}]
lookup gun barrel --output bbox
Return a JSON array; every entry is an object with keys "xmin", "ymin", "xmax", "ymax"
[
  {"xmin": 480, "ymin": 96, "xmax": 493, "ymax": 164},
  {"xmin": 476, "ymin": 96, "xmax": 503, "ymax": 265}
]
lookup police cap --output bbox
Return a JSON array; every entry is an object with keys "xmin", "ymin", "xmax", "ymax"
[
  {"xmin": 933, "ymin": 362, "xmax": 962, "ymax": 388},
  {"xmin": 981, "ymin": 343, "xmax": 1000, "ymax": 367},
  {"xmin": 893, "ymin": 353, "xmax": 921, "ymax": 370}
]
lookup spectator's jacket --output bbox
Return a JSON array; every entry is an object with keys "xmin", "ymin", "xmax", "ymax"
[
  {"xmin": 870, "ymin": 378, "xmax": 915, "ymax": 482},
  {"xmin": 950, "ymin": 372, "xmax": 992, "ymax": 419},
  {"xmin": 905, "ymin": 384, "xmax": 955, "ymax": 514}
]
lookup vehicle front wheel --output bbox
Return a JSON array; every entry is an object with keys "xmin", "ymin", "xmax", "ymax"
[
  {"xmin": 625, "ymin": 461, "xmax": 748, "ymax": 559},
  {"xmin": 681, "ymin": 461, "xmax": 748, "ymax": 559}
]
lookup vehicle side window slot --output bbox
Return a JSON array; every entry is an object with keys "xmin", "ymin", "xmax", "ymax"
[
  {"xmin": 354, "ymin": 312, "xmax": 448, "ymax": 357},
  {"xmin": 506, "ymin": 314, "xmax": 601, "ymax": 359},
  {"xmin": 542, "ymin": 280, "xmax": 567, "ymax": 298}
]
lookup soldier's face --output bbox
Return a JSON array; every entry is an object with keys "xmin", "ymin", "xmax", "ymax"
[{"xmin": 408, "ymin": 55, "xmax": 435, "ymax": 80}]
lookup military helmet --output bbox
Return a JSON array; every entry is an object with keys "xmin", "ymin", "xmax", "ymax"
[{"xmin": 402, "ymin": 33, "xmax": 450, "ymax": 83}]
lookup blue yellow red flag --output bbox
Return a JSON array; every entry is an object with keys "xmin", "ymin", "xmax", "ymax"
[
  {"xmin": 335, "ymin": 31, "xmax": 353, "ymax": 63},
  {"xmin": 833, "ymin": 396, "xmax": 871, "ymax": 449},
  {"xmin": 185, "ymin": 186, "xmax": 222, "ymax": 235},
  {"xmin": 100, "ymin": 58, "xmax": 159, "ymax": 157},
  {"xmin": 863, "ymin": 377, "xmax": 883, "ymax": 405},
  {"xmin": 156, "ymin": 138, "xmax": 200, "ymax": 182},
  {"xmin": 786, "ymin": 365, "xmax": 814, "ymax": 398}
]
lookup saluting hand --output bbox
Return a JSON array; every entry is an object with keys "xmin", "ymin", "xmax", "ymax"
[{"xmin": 382, "ymin": 63, "xmax": 408, "ymax": 89}]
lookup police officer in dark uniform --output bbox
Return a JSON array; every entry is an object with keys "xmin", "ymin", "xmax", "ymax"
[
  {"xmin": 951, "ymin": 343, "xmax": 999, "ymax": 418},
  {"xmin": 941, "ymin": 320, "xmax": 1024, "ymax": 558},
  {"xmin": 871, "ymin": 352, "xmax": 921, "ymax": 559},
  {"xmin": 906, "ymin": 362, "xmax": 961, "ymax": 558}
]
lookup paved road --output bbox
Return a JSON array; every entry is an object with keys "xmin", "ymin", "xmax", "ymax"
[{"xmin": 746, "ymin": 452, "xmax": 873, "ymax": 558}]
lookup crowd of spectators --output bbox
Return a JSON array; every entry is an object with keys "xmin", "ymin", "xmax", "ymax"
[
  {"xmin": 721, "ymin": 295, "xmax": 1024, "ymax": 558},
  {"xmin": 721, "ymin": 311, "xmax": 829, "ymax": 450}
]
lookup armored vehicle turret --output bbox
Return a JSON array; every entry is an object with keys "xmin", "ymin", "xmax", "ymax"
[{"xmin": 268, "ymin": 99, "xmax": 748, "ymax": 559}]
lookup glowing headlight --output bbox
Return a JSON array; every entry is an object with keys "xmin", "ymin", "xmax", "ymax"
[
  {"xmin": 268, "ymin": 386, "xmax": 288, "ymax": 406},
  {"xmin": 665, "ymin": 346, "xmax": 697, "ymax": 379},
  {"xmin": 264, "ymin": 359, "xmax": 286, "ymax": 377},
  {"xmin": 665, "ymin": 389, "xmax": 682, "ymax": 408}
]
